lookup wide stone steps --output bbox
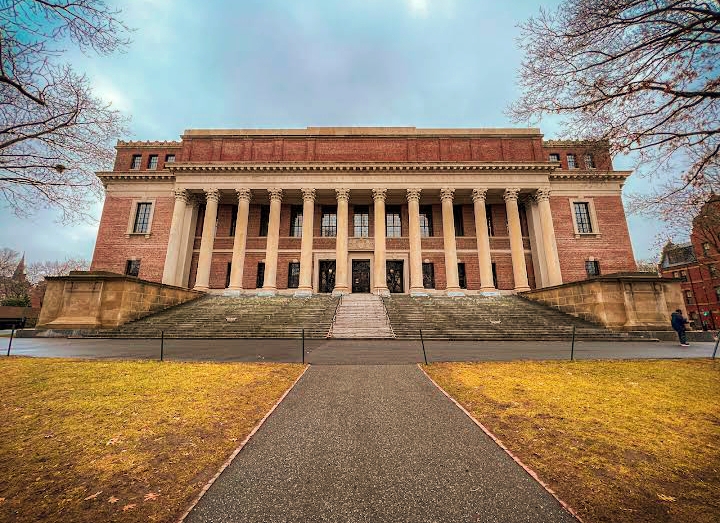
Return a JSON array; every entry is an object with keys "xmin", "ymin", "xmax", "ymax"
[
  {"xmin": 383, "ymin": 295, "xmax": 646, "ymax": 340},
  {"xmin": 329, "ymin": 294, "xmax": 395, "ymax": 338},
  {"xmin": 85, "ymin": 295, "xmax": 339, "ymax": 338}
]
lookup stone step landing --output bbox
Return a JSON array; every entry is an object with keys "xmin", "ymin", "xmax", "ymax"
[{"xmin": 329, "ymin": 294, "xmax": 395, "ymax": 339}]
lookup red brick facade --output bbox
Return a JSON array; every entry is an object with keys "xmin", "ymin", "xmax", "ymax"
[{"xmin": 91, "ymin": 127, "xmax": 636, "ymax": 293}]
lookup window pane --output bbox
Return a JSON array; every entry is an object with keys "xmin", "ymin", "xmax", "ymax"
[
  {"xmin": 419, "ymin": 205, "xmax": 433, "ymax": 237},
  {"xmin": 290, "ymin": 206, "xmax": 303, "ymax": 237},
  {"xmin": 259, "ymin": 206, "xmax": 270, "ymax": 236},
  {"xmin": 422, "ymin": 263, "xmax": 435, "ymax": 289},
  {"xmin": 353, "ymin": 206, "xmax": 369, "ymax": 237},
  {"xmin": 458, "ymin": 263, "xmax": 467, "ymax": 289},
  {"xmin": 567, "ymin": 154, "xmax": 577, "ymax": 169},
  {"xmin": 133, "ymin": 202, "xmax": 152, "ymax": 233},
  {"xmin": 165, "ymin": 154, "xmax": 175, "ymax": 163},
  {"xmin": 125, "ymin": 259, "xmax": 140, "ymax": 277},
  {"xmin": 453, "ymin": 205, "xmax": 464, "ymax": 236},
  {"xmin": 130, "ymin": 155, "xmax": 141, "ymax": 169},
  {"xmin": 584, "ymin": 154, "xmax": 595, "ymax": 169},
  {"xmin": 321, "ymin": 206, "xmax": 337, "ymax": 237},
  {"xmin": 256, "ymin": 262, "xmax": 265, "ymax": 288},
  {"xmin": 574, "ymin": 202, "xmax": 593, "ymax": 233},
  {"xmin": 486, "ymin": 204, "xmax": 494, "ymax": 236},
  {"xmin": 549, "ymin": 153, "xmax": 560, "ymax": 162},
  {"xmin": 148, "ymin": 155, "xmax": 158, "ymax": 169},
  {"xmin": 585, "ymin": 260, "xmax": 600, "ymax": 277},
  {"xmin": 386, "ymin": 207, "xmax": 401, "ymax": 237},
  {"xmin": 288, "ymin": 262, "xmax": 300, "ymax": 288},
  {"xmin": 229, "ymin": 205, "xmax": 238, "ymax": 236}
]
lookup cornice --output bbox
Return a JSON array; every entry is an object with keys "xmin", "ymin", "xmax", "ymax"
[
  {"xmin": 97, "ymin": 172, "xmax": 175, "ymax": 185},
  {"xmin": 550, "ymin": 170, "xmax": 631, "ymax": 180},
  {"xmin": 182, "ymin": 127, "xmax": 543, "ymax": 139},
  {"xmin": 116, "ymin": 140, "xmax": 182, "ymax": 148},
  {"xmin": 166, "ymin": 162, "xmax": 557, "ymax": 174},
  {"xmin": 543, "ymin": 139, "xmax": 610, "ymax": 147}
]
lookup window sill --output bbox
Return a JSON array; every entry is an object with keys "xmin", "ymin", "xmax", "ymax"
[
  {"xmin": 125, "ymin": 232, "xmax": 152, "ymax": 238},
  {"xmin": 574, "ymin": 233, "xmax": 601, "ymax": 239}
]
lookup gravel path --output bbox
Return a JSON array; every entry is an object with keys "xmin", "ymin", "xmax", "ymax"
[{"xmin": 185, "ymin": 365, "xmax": 577, "ymax": 523}]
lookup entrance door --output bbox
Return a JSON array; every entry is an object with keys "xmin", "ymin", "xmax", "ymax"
[
  {"xmin": 319, "ymin": 260, "xmax": 336, "ymax": 293},
  {"xmin": 386, "ymin": 260, "xmax": 404, "ymax": 293},
  {"xmin": 352, "ymin": 260, "xmax": 371, "ymax": 293}
]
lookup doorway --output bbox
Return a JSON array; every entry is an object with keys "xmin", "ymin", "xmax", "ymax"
[
  {"xmin": 319, "ymin": 260, "xmax": 336, "ymax": 293},
  {"xmin": 352, "ymin": 260, "xmax": 371, "ymax": 293},
  {"xmin": 386, "ymin": 260, "xmax": 404, "ymax": 293}
]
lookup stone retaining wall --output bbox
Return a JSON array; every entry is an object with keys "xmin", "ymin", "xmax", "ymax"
[
  {"xmin": 37, "ymin": 271, "xmax": 203, "ymax": 330},
  {"xmin": 522, "ymin": 273, "xmax": 684, "ymax": 331}
]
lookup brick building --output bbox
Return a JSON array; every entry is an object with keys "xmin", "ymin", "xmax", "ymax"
[
  {"xmin": 90, "ymin": 127, "xmax": 636, "ymax": 296},
  {"xmin": 660, "ymin": 198, "xmax": 720, "ymax": 330}
]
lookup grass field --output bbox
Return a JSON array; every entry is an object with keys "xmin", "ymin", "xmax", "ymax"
[
  {"xmin": 0, "ymin": 357, "xmax": 304, "ymax": 523},
  {"xmin": 424, "ymin": 359, "xmax": 720, "ymax": 523}
]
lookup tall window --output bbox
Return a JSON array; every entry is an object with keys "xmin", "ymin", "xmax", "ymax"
[
  {"xmin": 703, "ymin": 242, "xmax": 712, "ymax": 256},
  {"xmin": 256, "ymin": 262, "xmax": 265, "ymax": 288},
  {"xmin": 130, "ymin": 154, "xmax": 141, "ymax": 169},
  {"xmin": 419, "ymin": 205, "xmax": 433, "ymax": 237},
  {"xmin": 259, "ymin": 205, "xmax": 270, "ymax": 236},
  {"xmin": 229, "ymin": 205, "xmax": 238, "ymax": 236},
  {"xmin": 585, "ymin": 260, "xmax": 600, "ymax": 277},
  {"xmin": 486, "ymin": 204, "xmax": 494, "ymax": 236},
  {"xmin": 321, "ymin": 206, "xmax": 337, "ymax": 237},
  {"xmin": 573, "ymin": 202, "xmax": 593, "ymax": 233},
  {"xmin": 567, "ymin": 154, "xmax": 577, "ymax": 169},
  {"xmin": 715, "ymin": 287, "xmax": 720, "ymax": 301},
  {"xmin": 548, "ymin": 153, "xmax": 560, "ymax": 162},
  {"xmin": 458, "ymin": 263, "xmax": 467, "ymax": 289},
  {"xmin": 386, "ymin": 206, "xmax": 401, "ymax": 237},
  {"xmin": 710, "ymin": 265, "xmax": 718, "ymax": 278},
  {"xmin": 685, "ymin": 290, "xmax": 693, "ymax": 304},
  {"xmin": 584, "ymin": 154, "xmax": 595, "ymax": 169},
  {"xmin": 133, "ymin": 202, "xmax": 152, "ymax": 233},
  {"xmin": 165, "ymin": 154, "xmax": 175, "ymax": 163},
  {"xmin": 147, "ymin": 155, "xmax": 158, "ymax": 170},
  {"xmin": 225, "ymin": 262, "xmax": 232, "ymax": 288},
  {"xmin": 125, "ymin": 259, "xmax": 140, "ymax": 277},
  {"xmin": 288, "ymin": 262, "xmax": 300, "ymax": 288},
  {"xmin": 422, "ymin": 262, "xmax": 435, "ymax": 289},
  {"xmin": 453, "ymin": 205, "xmax": 464, "ymax": 236},
  {"xmin": 353, "ymin": 205, "xmax": 369, "ymax": 237},
  {"xmin": 290, "ymin": 205, "xmax": 303, "ymax": 237}
]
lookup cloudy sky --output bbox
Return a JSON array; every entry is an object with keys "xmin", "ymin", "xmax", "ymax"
[{"xmin": 0, "ymin": 0, "xmax": 665, "ymax": 264}]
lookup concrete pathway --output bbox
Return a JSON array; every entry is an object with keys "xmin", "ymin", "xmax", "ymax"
[
  {"xmin": 186, "ymin": 365, "xmax": 577, "ymax": 523},
  {"xmin": 4, "ymin": 336, "xmax": 717, "ymax": 363}
]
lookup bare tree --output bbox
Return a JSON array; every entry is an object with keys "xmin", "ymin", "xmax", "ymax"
[
  {"xmin": 0, "ymin": 0, "xmax": 130, "ymax": 221},
  {"xmin": 510, "ymin": 1, "xmax": 720, "ymax": 209},
  {"xmin": 26, "ymin": 257, "xmax": 89, "ymax": 285},
  {"xmin": 0, "ymin": 246, "xmax": 19, "ymax": 277},
  {"xmin": 635, "ymin": 258, "xmax": 660, "ymax": 273}
]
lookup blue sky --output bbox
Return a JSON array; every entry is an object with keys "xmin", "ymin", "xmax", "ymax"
[{"xmin": 0, "ymin": 0, "xmax": 664, "ymax": 263}]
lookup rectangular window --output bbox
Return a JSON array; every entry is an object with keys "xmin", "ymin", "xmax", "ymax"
[
  {"xmin": 458, "ymin": 263, "xmax": 467, "ymax": 289},
  {"xmin": 147, "ymin": 155, "xmax": 158, "ymax": 170},
  {"xmin": 703, "ymin": 242, "xmax": 712, "ymax": 256},
  {"xmin": 229, "ymin": 205, "xmax": 238, "ymax": 236},
  {"xmin": 165, "ymin": 154, "xmax": 175, "ymax": 163},
  {"xmin": 453, "ymin": 205, "xmax": 464, "ymax": 236},
  {"xmin": 132, "ymin": 202, "xmax": 152, "ymax": 233},
  {"xmin": 492, "ymin": 262, "xmax": 498, "ymax": 288},
  {"xmin": 715, "ymin": 287, "xmax": 720, "ymax": 301},
  {"xmin": 130, "ymin": 154, "xmax": 141, "ymax": 170},
  {"xmin": 422, "ymin": 262, "xmax": 435, "ymax": 289},
  {"xmin": 419, "ymin": 205, "xmax": 433, "ymax": 237},
  {"xmin": 710, "ymin": 265, "xmax": 718, "ymax": 278},
  {"xmin": 386, "ymin": 206, "xmax": 402, "ymax": 237},
  {"xmin": 225, "ymin": 262, "xmax": 232, "ymax": 288},
  {"xmin": 680, "ymin": 270, "xmax": 688, "ymax": 282},
  {"xmin": 567, "ymin": 154, "xmax": 577, "ymax": 169},
  {"xmin": 125, "ymin": 259, "xmax": 140, "ymax": 277},
  {"xmin": 585, "ymin": 260, "xmax": 600, "ymax": 277},
  {"xmin": 685, "ymin": 289, "xmax": 693, "ymax": 304},
  {"xmin": 486, "ymin": 204, "xmax": 494, "ymax": 236},
  {"xmin": 321, "ymin": 206, "xmax": 337, "ymax": 237},
  {"xmin": 353, "ymin": 205, "xmax": 369, "ymax": 237},
  {"xmin": 256, "ymin": 262, "xmax": 265, "ymax": 288},
  {"xmin": 584, "ymin": 154, "xmax": 595, "ymax": 169},
  {"xmin": 259, "ymin": 205, "xmax": 270, "ymax": 236},
  {"xmin": 673, "ymin": 271, "xmax": 680, "ymax": 278},
  {"xmin": 573, "ymin": 202, "xmax": 593, "ymax": 234},
  {"xmin": 288, "ymin": 262, "xmax": 300, "ymax": 288},
  {"xmin": 549, "ymin": 153, "xmax": 560, "ymax": 163},
  {"xmin": 290, "ymin": 205, "xmax": 303, "ymax": 237}
]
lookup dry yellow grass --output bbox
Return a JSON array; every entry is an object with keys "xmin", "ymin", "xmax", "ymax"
[
  {"xmin": 424, "ymin": 359, "xmax": 720, "ymax": 523},
  {"xmin": 0, "ymin": 357, "xmax": 304, "ymax": 523}
]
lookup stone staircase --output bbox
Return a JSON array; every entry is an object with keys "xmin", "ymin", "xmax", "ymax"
[
  {"xmin": 328, "ymin": 294, "xmax": 395, "ymax": 338},
  {"xmin": 85, "ymin": 295, "xmax": 339, "ymax": 338},
  {"xmin": 383, "ymin": 295, "xmax": 649, "ymax": 341}
]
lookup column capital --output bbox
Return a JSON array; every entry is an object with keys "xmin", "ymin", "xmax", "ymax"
[
  {"xmin": 406, "ymin": 188, "xmax": 422, "ymax": 202},
  {"xmin": 301, "ymin": 188, "xmax": 316, "ymax": 201},
  {"xmin": 503, "ymin": 187, "xmax": 521, "ymax": 202},
  {"xmin": 372, "ymin": 188, "xmax": 387, "ymax": 201},
  {"xmin": 535, "ymin": 187, "xmax": 551, "ymax": 202},
  {"xmin": 173, "ymin": 188, "xmax": 189, "ymax": 203},
  {"xmin": 336, "ymin": 188, "xmax": 350, "ymax": 202},
  {"xmin": 236, "ymin": 188, "xmax": 252, "ymax": 202},
  {"xmin": 440, "ymin": 187, "xmax": 455, "ymax": 202},
  {"xmin": 268, "ymin": 188, "xmax": 283, "ymax": 202},
  {"xmin": 471, "ymin": 188, "xmax": 488, "ymax": 203},
  {"xmin": 204, "ymin": 188, "xmax": 220, "ymax": 203}
]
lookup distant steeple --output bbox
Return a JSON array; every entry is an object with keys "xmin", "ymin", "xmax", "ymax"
[{"xmin": 12, "ymin": 253, "xmax": 26, "ymax": 281}]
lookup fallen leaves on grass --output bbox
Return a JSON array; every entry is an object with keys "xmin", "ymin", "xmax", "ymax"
[
  {"xmin": 143, "ymin": 492, "xmax": 159, "ymax": 501},
  {"xmin": 83, "ymin": 491, "xmax": 102, "ymax": 501}
]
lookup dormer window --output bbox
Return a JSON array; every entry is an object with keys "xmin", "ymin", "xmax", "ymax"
[
  {"xmin": 130, "ymin": 154, "xmax": 141, "ymax": 170},
  {"xmin": 567, "ymin": 154, "xmax": 578, "ymax": 169},
  {"xmin": 549, "ymin": 153, "xmax": 560, "ymax": 163}
]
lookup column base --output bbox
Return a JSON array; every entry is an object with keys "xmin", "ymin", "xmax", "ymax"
[
  {"xmin": 410, "ymin": 287, "xmax": 429, "ymax": 297},
  {"xmin": 479, "ymin": 288, "xmax": 501, "ymax": 297},
  {"xmin": 193, "ymin": 285, "xmax": 209, "ymax": 292},
  {"xmin": 446, "ymin": 289, "xmax": 466, "ymax": 297},
  {"xmin": 332, "ymin": 287, "xmax": 349, "ymax": 296},
  {"xmin": 514, "ymin": 286, "xmax": 531, "ymax": 293},
  {"xmin": 294, "ymin": 288, "xmax": 313, "ymax": 298},
  {"xmin": 374, "ymin": 287, "xmax": 390, "ymax": 297},
  {"xmin": 222, "ymin": 288, "xmax": 243, "ymax": 297},
  {"xmin": 257, "ymin": 288, "xmax": 278, "ymax": 297}
]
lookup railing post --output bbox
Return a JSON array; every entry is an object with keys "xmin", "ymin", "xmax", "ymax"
[
  {"xmin": 420, "ymin": 328, "xmax": 427, "ymax": 365},
  {"xmin": 570, "ymin": 325, "xmax": 576, "ymax": 361},
  {"xmin": 7, "ymin": 324, "xmax": 15, "ymax": 356},
  {"xmin": 302, "ymin": 328, "xmax": 305, "ymax": 364},
  {"xmin": 712, "ymin": 333, "xmax": 719, "ymax": 359},
  {"xmin": 160, "ymin": 330, "xmax": 164, "ymax": 362}
]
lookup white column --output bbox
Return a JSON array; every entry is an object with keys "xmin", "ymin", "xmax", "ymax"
[
  {"xmin": 372, "ymin": 188, "xmax": 389, "ymax": 296},
  {"xmin": 407, "ymin": 188, "xmax": 426, "ymax": 296},
  {"xmin": 333, "ymin": 188, "xmax": 350, "ymax": 295},
  {"xmin": 260, "ymin": 188, "xmax": 282, "ymax": 295},
  {"xmin": 441, "ymin": 188, "xmax": 463, "ymax": 296},
  {"xmin": 193, "ymin": 188, "xmax": 220, "ymax": 291},
  {"xmin": 504, "ymin": 187, "xmax": 530, "ymax": 292},
  {"xmin": 175, "ymin": 195, "xmax": 198, "ymax": 287},
  {"xmin": 162, "ymin": 188, "xmax": 188, "ymax": 285},
  {"xmin": 227, "ymin": 188, "xmax": 251, "ymax": 291},
  {"xmin": 535, "ymin": 187, "xmax": 563, "ymax": 287},
  {"xmin": 296, "ymin": 188, "xmax": 315, "ymax": 297},
  {"xmin": 472, "ymin": 188, "xmax": 496, "ymax": 292}
]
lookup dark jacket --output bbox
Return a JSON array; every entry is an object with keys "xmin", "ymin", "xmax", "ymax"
[{"xmin": 671, "ymin": 311, "xmax": 688, "ymax": 332}]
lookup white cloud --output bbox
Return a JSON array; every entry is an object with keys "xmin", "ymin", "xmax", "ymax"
[
  {"xmin": 406, "ymin": 0, "xmax": 430, "ymax": 17},
  {"xmin": 404, "ymin": 0, "xmax": 455, "ymax": 18}
]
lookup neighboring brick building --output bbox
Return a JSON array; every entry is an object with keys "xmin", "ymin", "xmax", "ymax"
[
  {"xmin": 660, "ymin": 198, "xmax": 720, "ymax": 330},
  {"xmin": 90, "ymin": 127, "xmax": 636, "ymax": 295}
]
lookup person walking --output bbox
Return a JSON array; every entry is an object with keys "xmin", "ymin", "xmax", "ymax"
[{"xmin": 671, "ymin": 309, "xmax": 690, "ymax": 347}]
